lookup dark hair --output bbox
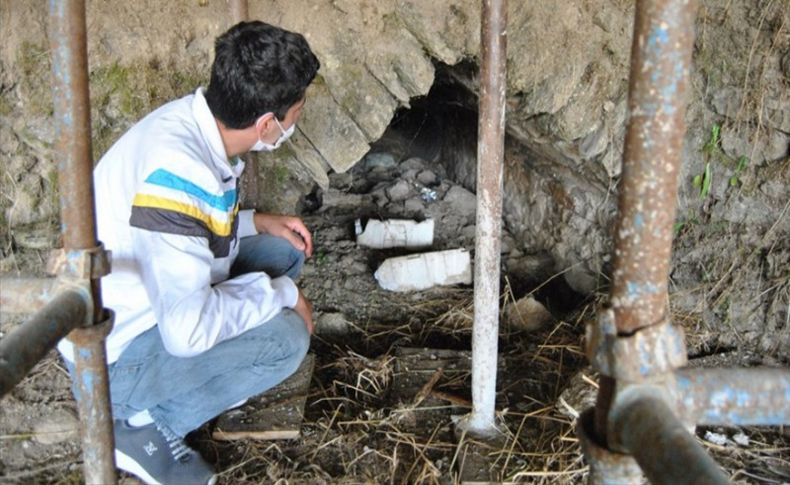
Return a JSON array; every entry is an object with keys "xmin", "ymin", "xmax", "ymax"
[{"xmin": 205, "ymin": 21, "xmax": 320, "ymax": 129}]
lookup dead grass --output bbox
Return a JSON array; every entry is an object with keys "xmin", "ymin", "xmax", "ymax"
[
  {"xmin": 188, "ymin": 287, "xmax": 790, "ymax": 485},
  {"xmin": 193, "ymin": 292, "xmax": 593, "ymax": 484},
  {"xmin": 1, "ymin": 279, "xmax": 787, "ymax": 484}
]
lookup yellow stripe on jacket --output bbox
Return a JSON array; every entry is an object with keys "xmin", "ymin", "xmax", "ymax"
[{"xmin": 132, "ymin": 194, "xmax": 236, "ymax": 237}]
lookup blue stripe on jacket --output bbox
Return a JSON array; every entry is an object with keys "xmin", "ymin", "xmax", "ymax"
[{"xmin": 144, "ymin": 168, "xmax": 237, "ymax": 212}]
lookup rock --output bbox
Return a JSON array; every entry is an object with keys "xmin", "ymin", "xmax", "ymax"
[
  {"xmin": 760, "ymin": 180, "xmax": 787, "ymax": 200},
  {"xmin": 579, "ymin": 124, "xmax": 608, "ymax": 160},
  {"xmin": 363, "ymin": 152, "xmax": 398, "ymax": 171},
  {"xmin": 711, "ymin": 87, "xmax": 743, "ymax": 118},
  {"xmin": 401, "ymin": 168, "xmax": 419, "ymax": 181},
  {"xmin": 296, "ymin": 81, "xmax": 370, "ymax": 174},
  {"xmin": 374, "ymin": 248, "xmax": 472, "ymax": 292},
  {"xmin": 416, "ymin": 170, "xmax": 438, "ymax": 186},
  {"xmin": 0, "ymin": 128, "xmax": 19, "ymax": 155},
  {"xmin": 33, "ymin": 408, "xmax": 79, "ymax": 445},
  {"xmin": 400, "ymin": 157, "xmax": 427, "ymax": 171},
  {"xmin": 504, "ymin": 295, "xmax": 553, "ymax": 332},
  {"xmin": 442, "ymin": 185, "xmax": 477, "ymax": 217},
  {"xmin": 315, "ymin": 312, "xmax": 355, "ymax": 336},
  {"xmin": 782, "ymin": 51, "xmax": 790, "ymax": 78},
  {"xmin": 460, "ymin": 225, "xmax": 476, "ymax": 242},
  {"xmin": 501, "ymin": 232, "xmax": 516, "ymax": 254},
  {"xmin": 318, "ymin": 189, "xmax": 366, "ymax": 212},
  {"xmin": 385, "ymin": 180, "xmax": 411, "ymax": 201},
  {"xmin": 403, "ymin": 198, "xmax": 424, "ymax": 213},
  {"xmin": 329, "ymin": 172, "xmax": 354, "ymax": 190},
  {"xmin": 564, "ymin": 265, "xmax": 599, "ymax": 295},
  {"xmin": 721, "ymin": 125, "xmax": 790, "ymax": 166},
  {"xmin": 12, "ymin": 222, "xmax": 58, "ymax": 249}
]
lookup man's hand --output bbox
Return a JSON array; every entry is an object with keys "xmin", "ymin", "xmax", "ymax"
[
  {"xmin": 293, "ymin": 288, "xmax": 314, "ymax": 334},
  {"xmin": 253, "ymin": 213, "xmax": 313, "ymax": 257}
]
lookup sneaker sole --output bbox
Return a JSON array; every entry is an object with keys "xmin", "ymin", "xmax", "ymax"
[
  {"xmin": 115, "ymin": 449, "xmax": 161, "ymax": 485},
  {"xmin": 115, "ymin": 449, "xmax": 217, "ymax": 485}
]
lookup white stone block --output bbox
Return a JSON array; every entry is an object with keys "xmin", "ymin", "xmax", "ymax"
[
  {"xmin": 356, "ymin": 218, "xmax": 434, "ymax": 249},
  {"xmin": 374, "ymin": 249, "xmax": 472, "ymax": 292}
]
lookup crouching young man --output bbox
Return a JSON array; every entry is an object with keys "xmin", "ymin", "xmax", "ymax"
[{"xmin": 58, "ymin": 21, "xmax": 321, "ymax": 484}]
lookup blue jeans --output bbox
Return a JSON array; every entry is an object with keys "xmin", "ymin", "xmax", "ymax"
[{"xmin": 84, "ymin": 234, "xmax": 309, "ymax": 437}]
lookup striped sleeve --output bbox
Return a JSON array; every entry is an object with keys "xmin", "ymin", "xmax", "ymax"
[{"xmin": 130, "ymin": 168, "xmax": 239, "ymax": 257}]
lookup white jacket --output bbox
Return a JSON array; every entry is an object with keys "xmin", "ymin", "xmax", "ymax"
[{"xmin": 58, "ymin": 88, "xmax": 298, "ymax": 363}]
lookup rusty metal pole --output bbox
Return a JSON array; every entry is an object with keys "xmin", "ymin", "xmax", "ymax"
[
  {"xmin": 230, "ymin": 0, "xmax": 248, "ymax": 23},
  {"xmin": 595, "ymin": 0, "xmax": 697, "ymax": 441},
  {"xmin": 49, "ymin": 1, "xmax": 116, "ymax": 483},
  {"xmin": 612, "ymin": 396, "xmax": 729, "ymax": 484},
  {"xmin": 229, "ymin": 0, "xmax": 260, "ymax": 209},
  {"xmin": 674, "ymin": 367, "xmax": 790, "ymax": 425},
  {"xmin": 0, "ymin": 276, "xmax": 59, "ymax": 313},
  {"xmin": 69, "ymin": 320, "xmax": 115, "ymax": 484},
  {"xmin": 0, "ymin": 289, "xmax": 88, "ymax": 395},
  {"xmin": 463, "ymin": 0, "xmax": 508, "ymax": 436}
]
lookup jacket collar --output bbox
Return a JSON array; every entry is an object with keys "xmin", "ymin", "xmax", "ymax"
[{"xmin": 191, "ymin": 87, "xmax": 245, "ymax": 179}]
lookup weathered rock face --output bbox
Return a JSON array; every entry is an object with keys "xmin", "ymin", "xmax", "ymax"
[{"xmin": 1, "ymin": 1, "xmax": 787, "ymax": 354}]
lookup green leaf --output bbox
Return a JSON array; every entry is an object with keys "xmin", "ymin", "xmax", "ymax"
[
  {"xmin": 736, "ymin": 155, "xmax": 748, "ymax": 172},
  {"xmin": 693, "ymin": 174, "xmax": 702, "ymax": 187},
  {"xmin": 700, "ymin": 162, "xmax": 712, "ymax": 198},
  {"xmin": 711, "ymin": 124, "xmax": 720, "ymax": 145},
  {"xmin": 729, "ymin": 175, "xmax": 738, "ymax": 187}
]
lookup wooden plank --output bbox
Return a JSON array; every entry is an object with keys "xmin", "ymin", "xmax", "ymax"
[
  {"xmin": 458, "ymin": 441, "xmax": 502, "ymax": 485},
  {"xmin": 212, "ymin": 354, "xmax": 314, "ymax": 441},
  {"xmin": 392, "ymin": 347, "xmax": 472, "ymax": 399},
  {"xmin": 391, "ymin": 347, "xmax": 505, "ymax": 402}
]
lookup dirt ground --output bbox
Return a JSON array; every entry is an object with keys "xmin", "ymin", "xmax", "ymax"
[{"xmin": 2, "ymin": 138, "xmax": 789, "ymax": 484}]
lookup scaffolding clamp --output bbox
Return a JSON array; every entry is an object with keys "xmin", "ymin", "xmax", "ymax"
[
  {"xmin": 45, "ymin": 243, "xmax": 112, "ymax": 328},
  {"xmin": 47, "ymin": 243, "xmax": 112, "ymax": 280},
  {"xmin": 586, "ymin": 308, "xmax": 688, "ymax": 382}
]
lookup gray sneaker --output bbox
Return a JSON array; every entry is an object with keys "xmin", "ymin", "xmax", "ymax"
[{"xmin": 114, "ymin": 419, "xmax": 216, "ymax": 485}]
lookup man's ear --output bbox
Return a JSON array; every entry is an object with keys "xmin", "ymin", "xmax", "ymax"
[{"xmin": 256, "ymin": 113, "xmax": 277, "ymax": 138}]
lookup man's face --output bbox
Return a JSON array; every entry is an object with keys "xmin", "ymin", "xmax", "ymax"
[
  {"xmin": 256, "ymin": 97, "xmax": 305, "ymax": 147},
  {"xmin": 281, "ymin": 97, "xmax": 305, "ymax": 130}
]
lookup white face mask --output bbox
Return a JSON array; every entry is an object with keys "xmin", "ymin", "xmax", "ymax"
[{"xmin": 250, "ymin": 116, "xmax": 295, "ymax": 152}]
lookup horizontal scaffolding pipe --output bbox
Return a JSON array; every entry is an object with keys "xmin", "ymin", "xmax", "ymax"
[
  {"xmin": 675, "ymin": 367, "xmax": 790, "ymax": 426},
  {"xmin": 0, "ymin": 288, "xmax": 87, "ymax": 396},
  {"xmin": 0, "ymin": 275, "xmax": 59, "ymax": 314},
  {"xmin": 613, "ymin": 396, "xmax": 729, "ymax": 485}
]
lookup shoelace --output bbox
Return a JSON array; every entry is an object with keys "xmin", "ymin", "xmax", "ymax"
[{"xmin": 155, "ymin": 422, "xmax": 193, "ymax": 462}]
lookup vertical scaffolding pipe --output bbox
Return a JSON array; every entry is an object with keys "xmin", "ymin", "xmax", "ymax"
[
  {"xmin": 609, "ymin": 0, "xmax": 696, "ymax": 334},
  {"xmin": 50, "ymin": 0, "xmax": 98, "ymax": 252},
  {"xmin": 467, "ymin": 0, "xmax": 507, "ymax": 434},
  {"xmin": 69, "ymin": 322, "xmax": 116, "ymax": 485},
  {"xmin": 229, "ymin": 0, "xmax": 259, "ymax": 209},
  {"xmin": 49, "ymin": 1, "xmax": 116, "ymax": 483},
  {"xmin": 230, "ymin": 0, "xmax": 249, "ymax": 24},
  {"xmin": 595, "ymin": 0, "xmax": 696, "ymax": 441},
  {"xmin": 49, "ymin": 0, "xmax": 103, "ymax": 318}
]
